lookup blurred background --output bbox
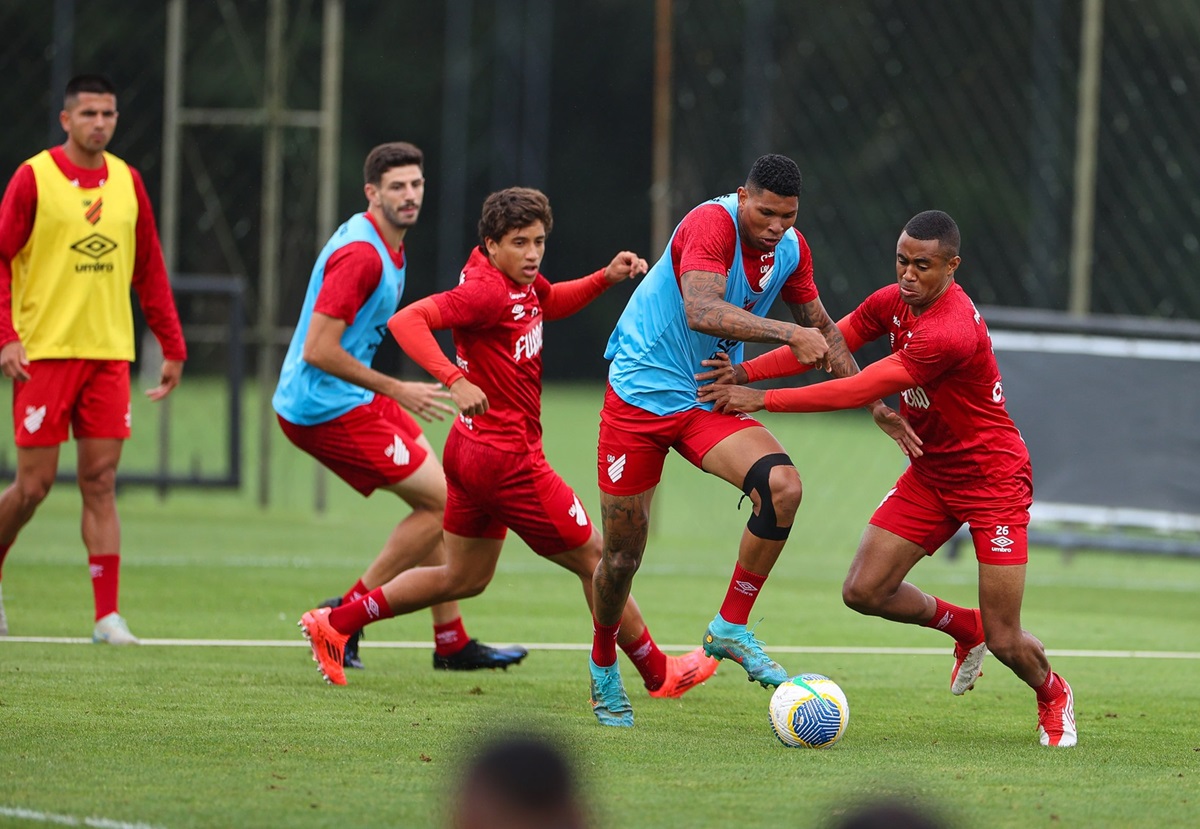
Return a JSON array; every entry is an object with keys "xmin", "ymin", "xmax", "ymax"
[{"xmin": 1, "ymin": 0, "xmax": 1198, "ymax": 540}]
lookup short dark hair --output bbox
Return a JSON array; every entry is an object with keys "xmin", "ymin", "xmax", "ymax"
[
  {"xmin": 64, "ymin": 74, "xmax": 116, "ymax": 105},
  {"xmin": 478, "ymin": 187, "xmax": 553, "ymax": 245},
  {"xmin": 903, "ymin": 210, "xmax": 960, "ymax": 258},
  {"xmin": 363, "ymin": 141, "xmax": 423, "ymax": 185},
  {"xmin": 746, "ymin": 154, "xmax": 803, "ymax": 198},
  {"xmin": 455, "ymin": 735, "xmax": 584, "ymax": 829}
]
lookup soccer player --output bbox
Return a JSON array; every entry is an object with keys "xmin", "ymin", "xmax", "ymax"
[
  {"xmin": 699, "ymin": 209, "xmax": 1077, "ymax": 747},
  {"xmin": 274, "ymin": 142, "xmax": 526, "ymax": 672},
  {"xmin": 0, "ymin": 74, "xmax": 187, "ymax": 644},
  {"xmin": 299, "ymin": 187, "xmax": 720, "ymax": 701},
  {"xmin": 589, "ymin": 153, "xmax": 918, "ymax": 726}
]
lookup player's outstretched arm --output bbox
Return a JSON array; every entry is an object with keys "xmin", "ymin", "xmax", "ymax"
[
  {"xmin": 540, "ymin": 252, "xmax": 647, "ymax": 321},
  {"xmin": 305, "ymin": 310, "xmax": 454, "ymax": 421},
  {"xmin": 695, "ymin": 351, "xmax": 747, "ymax": 387},
  {"xmin": 602, "ymin": 251, "xmax": 648, "ymax": 284},
  {"xmin": 680, "ymin": 269, "xmax": 828, "ymax": 365}
]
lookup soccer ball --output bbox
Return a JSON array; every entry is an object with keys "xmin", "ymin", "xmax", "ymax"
[{"xmin": 768, "ymin": 673, "xmax": 849, "ymax": 748}]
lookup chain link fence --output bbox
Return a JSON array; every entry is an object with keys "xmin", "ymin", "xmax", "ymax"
[
  {"xmin": 670, "ymin": 0, "xmax": 1200, "ymax": 321},
  {"xmin": 6, "ymin": 1, "xmax": 1194, "ymax": 362},
  {"xmin": 1, "ymin": 2, "xmax": 1197, "ymax": 509}
]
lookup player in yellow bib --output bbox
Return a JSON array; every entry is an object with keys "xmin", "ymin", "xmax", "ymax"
[{"xmin": 0, "ymin": 74, "xmax": 187, "ymax": 643}]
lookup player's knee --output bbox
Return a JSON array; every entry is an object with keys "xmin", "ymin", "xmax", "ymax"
[
  {"xmin": 770, "ymin": 467, "xmax": 803, "ymax": 520},
  {"xmin": 76, "ymin": 464, "xmax": 117, "ymax": 498},
  {"xmin": 14, "ymin": 472, "xmax": 55, "ymax": 507},
  {"xmin": 983, "ymin": 627, "xmax": 1024, "ymax": 664},
  {"xmin": 456, "ymin": 569, "xmax": 493, "ymax": 599},
  {"xmin": 600, "ymin": 546, "xmax": 642, "ymax": 583},
  {"xmin": 841, "ymin": 579, "xmax": 879, "ymax": 615},
  {"xmin": 741, "ymin": 453, "xmax": 799, "ymax": 541}
]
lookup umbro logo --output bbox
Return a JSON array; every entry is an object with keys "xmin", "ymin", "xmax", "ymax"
[
  {"xmin": 606, "ymin": 454, "xmax": 626, "ymax": 483},
  {"xmin": 70, "ymin": 233, "xmax": 118, "ymax": 260},
  {"xmin": 991, "ymin": 535, "xmax": 1015, "ymax": 549},
  {"xmin": 733, "ymin": 580, "xmax": 759, "ymax": 596},
  {"xmin": 933, "ymin": 611, "xmax": 953, "ymax": 630},
  {"xmin": 89, "ymin": 562, "xmax": 104, "ymax": 579},
  {"xmin": 364, "ymin": 596, "xmax": 381, "ymax": 619},
  {"xmin": 384, "ymin": 434, "xmax": 410, "ymax": 466},
  {"xmin": 23, "ymin": 405, "xmax": 46, "ymax": 434}
]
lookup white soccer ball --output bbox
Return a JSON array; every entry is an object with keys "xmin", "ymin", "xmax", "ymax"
[{"xmin": 768, "ymin": 673, "xmax": 850, "ymax": 748}]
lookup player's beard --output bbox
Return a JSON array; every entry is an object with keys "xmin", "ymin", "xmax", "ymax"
[{"xmin": 381, "ymin": 201, "xmax": 420, "ymax": 230}]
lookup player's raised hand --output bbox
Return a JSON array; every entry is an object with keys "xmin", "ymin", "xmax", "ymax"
[
  {"xmin": 448, "ymin": 377, "xmax": 489, "ymax": 417},
  {"xmin": 394, "ymin": 379, "xmax": 457, "ymax": 422},
  {"xmin": 787, "ymin": 326, "xmax": 830, "ymax": 371},
  {"xmin": 603, "ymin": 251, "xmax": 649, "ymax": 284},
  {"xmin": 870, "ymin": 402, "xmax": 924, "ymax": 458},
  {"xmin": 0, "ymin": 340, "xmax": 31, "ymax": 382},
  {"xmin": 695, "ymin": 351, "xmax": 747, "ymax": 387},
  {"xmin": 145, "ymin": 359, "xmax": 184, "ymax": 401},
  {"xmin": 698, "ymin": 382, "xmax": 766, "ymax": 414}
]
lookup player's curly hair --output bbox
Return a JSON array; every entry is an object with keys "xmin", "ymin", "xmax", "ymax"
[
  {"xmin": 478, "ymin": 187, "xmax": 553, "ymax": 245},
  {"xmin": 746, "ymin": 154, "xmax": 803, "ymax": 198},
  {"xmin": 363, "ymin": 142, "xmax": 424, "ymax": 185},
  {"xmin": 904, "ymin": 210, "xmax": 960, "ymax": 258}
]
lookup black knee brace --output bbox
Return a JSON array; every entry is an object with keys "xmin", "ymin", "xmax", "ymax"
[{"xmin": 738, "ymin": 453, "xmax": 795, "ymax": 541}]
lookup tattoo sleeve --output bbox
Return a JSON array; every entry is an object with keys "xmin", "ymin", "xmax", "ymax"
[
  {"xmin": 680, "ymin": 270, "xmax": 800, "ymax": 344},
  {"xmin": 787, "ymin": 299, "xmax": 861, "ymax": 378}
]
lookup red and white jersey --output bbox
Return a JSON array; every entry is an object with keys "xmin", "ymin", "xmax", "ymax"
[
  {"xmin": 848, "ymin": 281, "xmax": 1030, "ymax": 488},
  {"xmin": 432, "ymin": 247, "xmax": 549, "ymax": 453},
  {"xmin": 671, "ymin": 201, "xmax": 818, "ymax": 303}
]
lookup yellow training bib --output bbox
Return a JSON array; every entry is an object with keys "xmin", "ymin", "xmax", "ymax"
[{"xmin": 12, "ymin": 150, "xmax": 138, "ymax": 360}]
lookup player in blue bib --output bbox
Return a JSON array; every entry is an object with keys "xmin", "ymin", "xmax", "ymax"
[{"xmin": 586, "ymin": 154, "xmax": 917, "ymax": 726}]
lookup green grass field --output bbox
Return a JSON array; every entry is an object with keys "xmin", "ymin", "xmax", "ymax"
[{"xmin": 1, "ymin": 382, "xmax": 1198, "ymax": 828}]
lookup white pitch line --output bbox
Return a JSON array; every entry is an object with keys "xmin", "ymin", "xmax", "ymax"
[
  {"xmin": 0, "ymin": 805, "xmax": 165, "ymax": 829},
  {"xmin": 1, "ymin": 637, "xmax": 1198, "ymax": 659}
]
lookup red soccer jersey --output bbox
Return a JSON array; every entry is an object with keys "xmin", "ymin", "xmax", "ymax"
[
  {"xmin": 432, "ymin": 247, "xmax": 549, "ymax": 453},
  {"xmin": 671, "ymin": 201, "xmax": 818, "ymax": 304},
  {"xmin": 848, "ymin": 281, "xmax": 1030, "ymax": 487}
]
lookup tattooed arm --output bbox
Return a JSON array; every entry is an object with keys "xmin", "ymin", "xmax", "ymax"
[
  {"xmin": 679, "ymin": 269, "xmax": 830, "ymax": 367},
  {"xmin": 783, "ymin": 297, "xmax": 859, "ymax": 379},
  {"xmin": 783, "ymin": 297, "xmax": 922, "ymax": 455}
]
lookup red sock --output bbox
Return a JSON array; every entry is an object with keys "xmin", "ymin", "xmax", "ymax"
[
  {"xmin": 328, "ymin": 587, "xmax": 393, "ymax": 635},
  {"xmin": 0, "ymin": 540, "xmax": 12, "ymax": 579},
  {"xmin": 433, "ymin": 617, "xmax": 469, "ymax": 656},
  {"xmin": 88, "ymin": 553, "xmax": 120, "ymax": 620},
  {"xmin": 924, "ymin": 598, "xmax": 982, "ymax": 644},
  {"xmin": 342, "ymin": 579, "xmax": 369, "ymax": 605},
  {"xmin": 1035, "ymin": 669, "xmax": 1065, "ymax": 702},
  {"xmin": 718, "ymin": 563, "xmax": 767, "ymax": 625},
  {"xmin": 621, "ymin": 626, "xmax": 668, "ymax": 690},
  {"xmin": 591, "ymin": 617, "xmax": 620, "ymax": 667}
]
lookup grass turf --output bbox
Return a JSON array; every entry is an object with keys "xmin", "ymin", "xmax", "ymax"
[{"xmin": 1, "ymin": 382, "xmax": 1198, "ymax": 828}]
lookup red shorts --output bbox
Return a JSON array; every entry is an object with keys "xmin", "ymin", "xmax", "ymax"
[
  {"xmin": 442, "ymin": 428, "xmax": 593, "ymax": 556},
  {"xmin": 596, "ymin": 385, "xmax": 762, "ymax": 495},
  {"xmin": 277, "ymin": 394, "xmax": 428, "ymax": 496},
  {"xmin": 870, "ymin": 465, "xmax": 1033, "ymax": 565},
  {"xmin": 12, "ymin": 359, "xmax": 131, "ymax": 447}
]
